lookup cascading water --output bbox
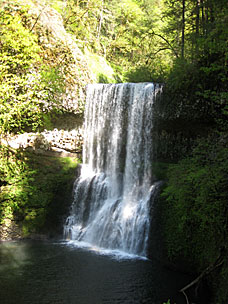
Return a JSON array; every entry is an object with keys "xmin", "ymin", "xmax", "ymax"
[{"xmin": 64, "ymin": 83, "xmax": 162, "ymax": 257}]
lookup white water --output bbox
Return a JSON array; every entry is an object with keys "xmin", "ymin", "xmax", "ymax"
[{"xmin": 64, "ymin": 83, "xmax": 162, "ymax": 257}]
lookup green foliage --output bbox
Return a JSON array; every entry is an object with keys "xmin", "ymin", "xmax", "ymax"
[
  {"xmin": 0, "ymin": 145, "xmax": 79, "ymax": 235},
  {"xmin": 0, "ymin": 2, "xmax": 68, "ymax": 134},
  {"xmin": 160, "ymin": 52, "xmax": 228, "ymax": 131},
  {"xmin": 60, "ymin": 0, "xmax": 167, "ymax": 82},
  {"xmin": 0, "ymin": 146, "xmax": 36, "ymax": 227},
  {"xmin": 162, "ymin": 135, "xmax": 228, "ymax": 271},
  {"xmin": 125, "ymin": 66, "xmax": 153, "ymax": 83},
  {"xmin": 212, "ymin": 260, "xmax": 228, "ymax": 303},
  {"xmin": 84, "ymin": 52, "xmax": 117, "ymax": 83},
  {"xmin": 40, "ymin": 65, "xmax": 66, "ymax": 107},
  {"xmin": 0, "ymin": 6, "xmax": 43, "ymax": 133}
]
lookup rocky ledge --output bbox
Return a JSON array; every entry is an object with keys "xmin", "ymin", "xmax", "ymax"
[{"xmin": 1, "ymin": 128, "xmax": 83, "ymax": 156}]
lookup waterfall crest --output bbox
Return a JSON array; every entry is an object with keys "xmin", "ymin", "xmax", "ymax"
[{"xmin": 64, "ymin": 83, "xmax": 162, "ymax": 257}]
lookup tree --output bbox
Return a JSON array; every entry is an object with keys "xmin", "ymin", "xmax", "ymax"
[
  {"xmin": 181, "ymin": 0, "xmax": 185, "ymax": 58},
  {"xmin": 0, "ymin": 5, "xmax": 43, "ymax": 133},
  {"xmin": 0, "ymin": 1, "xmax": 66, "ymax": 134}
]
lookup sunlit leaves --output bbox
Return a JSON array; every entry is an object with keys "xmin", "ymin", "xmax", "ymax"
[
  {"xmin": 0, "ymin": 6, "xmax": 43, "ymax": 133},
  {"xmin": 0, "ymin": 3, "xmax": 68, "ymax": 133}
]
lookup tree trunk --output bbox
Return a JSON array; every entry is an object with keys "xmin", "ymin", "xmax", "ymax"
[
  {"xmin": 201, "ymin": 0, "xmax": 205, "ymax": 34},
  {"xmin": 181, "ymin": 0, "xmax": 185, "ymax": 58},
  {"xmin": 196, "ymin": 0, "xmax": 200, "ymax": 36},
  {"xmin": 97, "ymin": 0, "xmax": 103, "ymax": 41}
]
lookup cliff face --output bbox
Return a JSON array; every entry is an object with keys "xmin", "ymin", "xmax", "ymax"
[
  {"xmin": 152, "ymin": 87, "xmax": 215, "ymax": 163},
  {"xmin": 19, "ymin": 0, "xmax": 94, "ymax": 114}
]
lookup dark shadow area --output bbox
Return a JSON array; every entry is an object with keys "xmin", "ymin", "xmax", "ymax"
[{"xmin": 43, "ymin": 112, "xmax": 84, "ymax": 132}]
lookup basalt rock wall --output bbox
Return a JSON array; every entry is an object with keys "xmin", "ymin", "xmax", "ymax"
[{"xmin": 152, "ymin": 88, "xmax": 214, "ymax": 163}]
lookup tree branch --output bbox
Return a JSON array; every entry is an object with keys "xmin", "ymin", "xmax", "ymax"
[
  {"xmin": 150, "ymin": 31, "xmax": 179, "ymax": 58},
  {"xmin": 179, "ymin": 253, "xmax": 225, "ymax": 303},
  {"xmin": 30, "ymin": 6, "xmax": 47, "ymax": 32},
  {"xmin": 182, "ymin": 290, "xmax": 189, "ymax": 304},
  {"xmin": 145, "ymin": 47, "xmax": 173, "ymax": 64}
]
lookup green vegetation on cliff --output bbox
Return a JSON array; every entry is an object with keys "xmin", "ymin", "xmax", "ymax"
[
  {"xmin": 0, "ymin": 0, "xmax": 96, "ymax": 134},
  {"xmin": 155, "ymin": 2, "xmax": 228, "ymax": 302},
  {"xmin": 0, "ymin": 145, "xmax": 79, "ymax": 238},
  {"xmin": 0, "ymin": 0, "xmax": 83, "ymax": 240},
  {"xmin": 0, "ymin": 4, "xmax": 43, "ymax": 133},
  {"xmin": 161, "ymin": 136, "xmax": 228, "ymax": 302}
]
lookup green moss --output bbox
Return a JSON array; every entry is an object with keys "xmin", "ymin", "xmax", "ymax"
[
  {"xmin": 84, "ymin": 51, "xmax": 119, "ymax": 83},
  {"xmin": 22, "ymin": 153, "xmax": 79, "ymax": 236},
  {"xmin": 0, "ymin": 146, "xmax": 80, "ymax": 237}
]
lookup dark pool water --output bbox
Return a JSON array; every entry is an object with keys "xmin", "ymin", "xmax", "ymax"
[{"xmin": 0, "ymin": 240, "xmax": 191, "ymax": 304}]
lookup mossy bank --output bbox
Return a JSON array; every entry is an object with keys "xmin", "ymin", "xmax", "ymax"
[{"xmin": 0, "ymin": 145, "xmax": 80, "ymax": 240}]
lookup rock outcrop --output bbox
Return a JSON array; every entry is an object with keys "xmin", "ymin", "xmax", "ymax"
[{"xmin": 1, "ymin": 128, "xmax": 83, "ymax": 155}]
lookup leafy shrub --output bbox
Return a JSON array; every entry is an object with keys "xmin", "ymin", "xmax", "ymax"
[
  {"xmin": 0, "ymin": 3, "xmax": 67, "ymax": 134},
  {"xmin": 162, "ymin": 134, "xmax": 228, "ymax": 271},
  {"xmin": 0, "ymin": 145, "xmax": 79, "ymax": 235},
  {"xmin": 0, "ymin": 6, "xmax": 43, "ymax": 133}
]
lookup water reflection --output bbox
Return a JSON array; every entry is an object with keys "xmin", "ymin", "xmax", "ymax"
[
  {"xmin": 0, "ymin": 240, "xmax": 190, "ymax": 304},
  {"xmin": 0, "ymin": 241, "xmax": 32, "ymax": 272}
]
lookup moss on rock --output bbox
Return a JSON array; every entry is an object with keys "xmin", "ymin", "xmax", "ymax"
[{"xmin": 0, "ymin": 145, "xmax": 80, "ymax": 240}]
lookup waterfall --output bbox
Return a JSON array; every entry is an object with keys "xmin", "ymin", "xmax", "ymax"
[{"xmin": 64, "ymin": 83, "xmax": 162, "ymax": 257}]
